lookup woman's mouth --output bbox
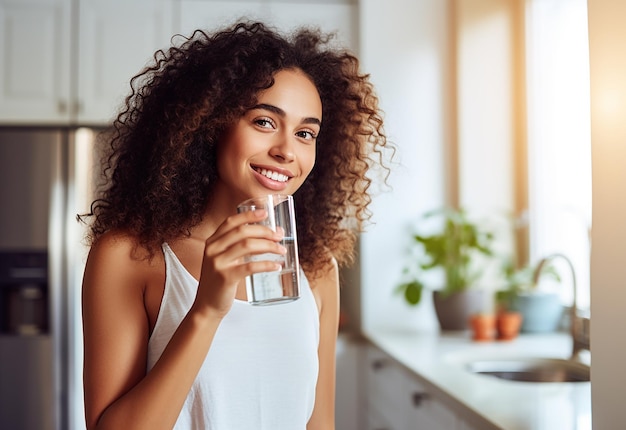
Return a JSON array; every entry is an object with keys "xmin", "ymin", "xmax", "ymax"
[{"xmin": 253, "ymin": 166, "xmax": 290, "ymax": 183}]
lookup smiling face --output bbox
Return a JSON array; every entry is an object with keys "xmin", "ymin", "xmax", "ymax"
[{"xmin": 213, "ymin": 68, "xmax": 322, "ymax": 207}]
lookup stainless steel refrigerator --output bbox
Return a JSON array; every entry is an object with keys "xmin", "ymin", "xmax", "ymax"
[{"xmin": 0, "ymin": 127, "xmax": 99, "ymax": 430}]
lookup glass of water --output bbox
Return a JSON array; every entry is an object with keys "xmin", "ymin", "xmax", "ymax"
[{"xmin": 236, "ymin": 194, "xmax": 300, "ymax": 305}]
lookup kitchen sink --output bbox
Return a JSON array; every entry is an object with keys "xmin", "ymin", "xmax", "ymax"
[{"xmin": 466, "ymin": 357, "xmax": 590, "ymax": 383}]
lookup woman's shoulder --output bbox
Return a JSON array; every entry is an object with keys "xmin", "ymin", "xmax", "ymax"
[
  {"xmin": 83, "ymin": 230, "xmax": 167, "ymax": 337},
  {"xmin": 90, "ymin": 229, "xmax": 162, "ymax": 258},
  {"xmin": 85, "ymin": 230, "xmax": 164, "ymax": 288}
]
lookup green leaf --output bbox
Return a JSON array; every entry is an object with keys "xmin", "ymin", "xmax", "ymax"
[{"xmin": 402, "ymin": 281, "xmax": 423, "ymax": 305}]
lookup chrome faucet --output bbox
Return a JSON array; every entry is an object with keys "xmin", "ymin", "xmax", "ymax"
[{"xmin": 532, "ymin": 253, "xmax": 590, "ymax": 361}]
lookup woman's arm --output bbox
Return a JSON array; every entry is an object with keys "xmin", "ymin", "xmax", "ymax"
[
  {"xmin": 83, "ymin": 210, "xmax": 285, "ymax": 430},
  {"xmin": 307, "ymin": 258, "xmax": 340, "ymax": 430},
  {"xmin": 82, "ymin": 232, "xmax": 222, "ymax": 430}
]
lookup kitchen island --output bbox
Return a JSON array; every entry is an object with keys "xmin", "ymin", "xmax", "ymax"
[{"xmin": 360, "ymin": 328, "xmax": 591, "ymax": 429}]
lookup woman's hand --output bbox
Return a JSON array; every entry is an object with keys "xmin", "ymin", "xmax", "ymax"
[{"xmin": 192, "ymin": 209, "xmax": 286, "ymax": 317}]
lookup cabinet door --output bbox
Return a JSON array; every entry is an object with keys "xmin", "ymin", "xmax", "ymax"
[
  {"xmin": 0, "ymin": 0, "xmax": 72, "ymax": 124},
  {"xmin": 336, "ymin": 335, "xmax": 361, "ymax": 430},
  {"xmin": 77, "ymin": 0, "xmax": 175, "ymax": 125},
  {"xmin": 364, "ymin": 344, "xmax": 464, "ymax": 430},
  {"xmin": 178, "ymin": 1, "xmax": 267, "ymax": 37},
  {"xmin": 366, "ymin": 406, "xmax": 395, "ymax": 430},
  {"xmin": 457, "ymin": 420, "xmax": 484, "ymax": 430},
  {"xmin": 178, "ymin": 1, "xmax": 357, "ymax": 52},
  {"xmin": 265, "ymin": 2, "xmax": 358, "ymax": 52},
  {"xmin": 405, "ymin": 380, "xmax": 459, "ymax": 429},
  {"xmin": 364, "ymin": 345, "xmax": 413, "ymax": 429}
]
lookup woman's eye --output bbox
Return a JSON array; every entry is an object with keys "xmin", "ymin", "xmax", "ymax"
[
  {"xmin": 296, "ymin": 130, "xmax": 317, "ymax": 140},
  {"xmin": 254, "ymin": 118, "xmax": 274, "ymax": 129}
]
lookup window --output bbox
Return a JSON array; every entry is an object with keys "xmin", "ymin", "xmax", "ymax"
[{"xmin": 525, "ymin": 0, "xmax": 591, "ymax": 309}]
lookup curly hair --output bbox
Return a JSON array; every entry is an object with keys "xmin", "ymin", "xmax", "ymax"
[{"xmin": 83, "ymin": 21, "xmax": 390, "ymax": 277}]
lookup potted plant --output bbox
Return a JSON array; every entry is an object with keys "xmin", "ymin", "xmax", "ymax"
[
  {"xmin": 497, "ymin": 258, "xmax": 562, "ymax": 333},
  {"xmin": 469, "ymin": 312, "xmax": 496, "ymax": 341},
  {"xmin": 395, "ymin": 208, "xmax": 498, "ymax": 330}
]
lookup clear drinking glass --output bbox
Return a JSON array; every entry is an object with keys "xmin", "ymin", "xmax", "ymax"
[{"xmin": 236, "ymin": 194, "xmax": 300, "ymax": 305}]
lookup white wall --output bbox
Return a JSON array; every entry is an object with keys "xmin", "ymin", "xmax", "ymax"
[
  {"xmin": 359, "ymin": 0, "xmax": 452, "ymax": 333},
  {"xmin": 359, "ymin": 0, "xmax": 517, "ymax": 332},
  {"xmin": 587, "ymin": 0, "xmax": 626, "ymax": 426}
]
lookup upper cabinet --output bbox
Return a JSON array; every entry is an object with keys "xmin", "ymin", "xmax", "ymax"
[
  {"xmin": 178, "ymin": 1, "xmax": 266, "ymax": 37},
  {"xmin": 0, "ymin": 0, "xmax": 72, "ymax": 124},
  {"xmin": 77, "ymin": 0, "xmax": 175, "ymax": 124},
  {"xmin": 178, "ymin": 0, "xmax": 357, "ymax": 52},
  {"xmin": 0, "ymin": 0, "xmax": 174, "ymax": 126},
  {"xmin": 0, "ymin": 0, "xmax": 356, "ymax": 126}
]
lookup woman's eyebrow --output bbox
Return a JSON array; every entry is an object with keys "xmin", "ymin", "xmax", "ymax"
[{"xmin": 252, "ymin": 103, "xmax": 321, "ymax": 126}]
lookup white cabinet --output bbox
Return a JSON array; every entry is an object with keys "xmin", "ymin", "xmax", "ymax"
[
  {"xmin": 77, "ymin": 0, "xmax": 175, "ymax": 124},
  {"xmin": 335, "ymin": 334, "xmax": 361, "ymax": 430},
  {"xmin": 0, "ymin": 0, "xmax": 174, "ymax": 125},
  {"xmin": 178, "ymin": 0, "xmax": 357, "ymax": 52},
  {"xmin": 178, "ymin": 1, "xmax": 267, "ymax": 36},
  {"xmin": 1, "ymin": 0, "xmax": 357, "ymax": 125},
  {"xmin": 0, "ymin": 0, "xmax": 72, "ymax": 124},
  {"xmin": 362, "ymin": 343, "xmax": 480, "ymax": 430},
  {"xmin": 262, "ymin": 2, "xmax": 358, "ymax": 52}
]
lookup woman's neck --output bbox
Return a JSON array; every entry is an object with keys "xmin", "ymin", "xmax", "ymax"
[{"xmin": 190, "ymin": 190, "xmax": 239, "ymax": 240}]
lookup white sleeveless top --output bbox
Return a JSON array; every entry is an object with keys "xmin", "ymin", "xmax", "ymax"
[{"xmin": 147, "ymin": 243, "xmax": 320, "ymax": 430}]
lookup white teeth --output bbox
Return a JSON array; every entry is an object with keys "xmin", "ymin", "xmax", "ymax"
[{"xmin": 259, "ymin": 168, "xmax": 288, "ymax": 182}]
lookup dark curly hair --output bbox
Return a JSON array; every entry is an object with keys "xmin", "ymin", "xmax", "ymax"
[{"xmin": 83, "ymin": 21, "xmax": 390, "ymax": 277}]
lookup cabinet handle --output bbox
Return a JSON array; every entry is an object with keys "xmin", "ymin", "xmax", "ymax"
[
  {"xmin": 58, "ymin": 100, "xmax": 67, "ymax": 114},
  {"xmin": 412, "ymin": 391, "xmax": 429, "ymax": 408},
  {"xmin": 73, "ymin": 100, "xmax": 83, "ymax": 115},
  {"xmin": 371, "ymin": 358, "xmax": 388, "ymax": 371}
]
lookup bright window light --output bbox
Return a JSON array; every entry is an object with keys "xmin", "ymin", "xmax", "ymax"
[{"xmin": 526, "ymin": 0, "xmax": 591, "ymax": 309}]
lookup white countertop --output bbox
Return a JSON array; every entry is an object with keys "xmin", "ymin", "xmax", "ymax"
[{"xmin": 362, "ymin": 327, "xmax": 591, "ymax": 430}]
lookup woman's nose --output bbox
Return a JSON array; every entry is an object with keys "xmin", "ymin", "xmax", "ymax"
[{"xmin": 269, "ymin": 135, "xmax": 295, "ymax": 162}]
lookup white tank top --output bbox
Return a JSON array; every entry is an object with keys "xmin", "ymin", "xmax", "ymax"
[{"xmin": 147, "ymin": 243, "xmax": 320, "ymax": 430}]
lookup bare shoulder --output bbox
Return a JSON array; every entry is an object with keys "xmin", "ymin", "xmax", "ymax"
[
  {"xmin": 82, "ymin": 230, "xmax": 165, "ymax": 327},
  {"xmin": 84, "ymin": 231, "xmax": 162, "ymax": 289},
  {"xmin": 86, "ymin": 230, "xmax": 155, "ymax": 270}
]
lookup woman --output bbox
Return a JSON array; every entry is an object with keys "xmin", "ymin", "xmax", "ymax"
[{"xmin": 81, "ymin": 21, "xmax": 389, "ymax": 429}]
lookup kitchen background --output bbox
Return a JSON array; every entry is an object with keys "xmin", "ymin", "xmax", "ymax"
[{"xmin": 0, "ymin": 0, "xmax": 624, "ymax": 429}]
